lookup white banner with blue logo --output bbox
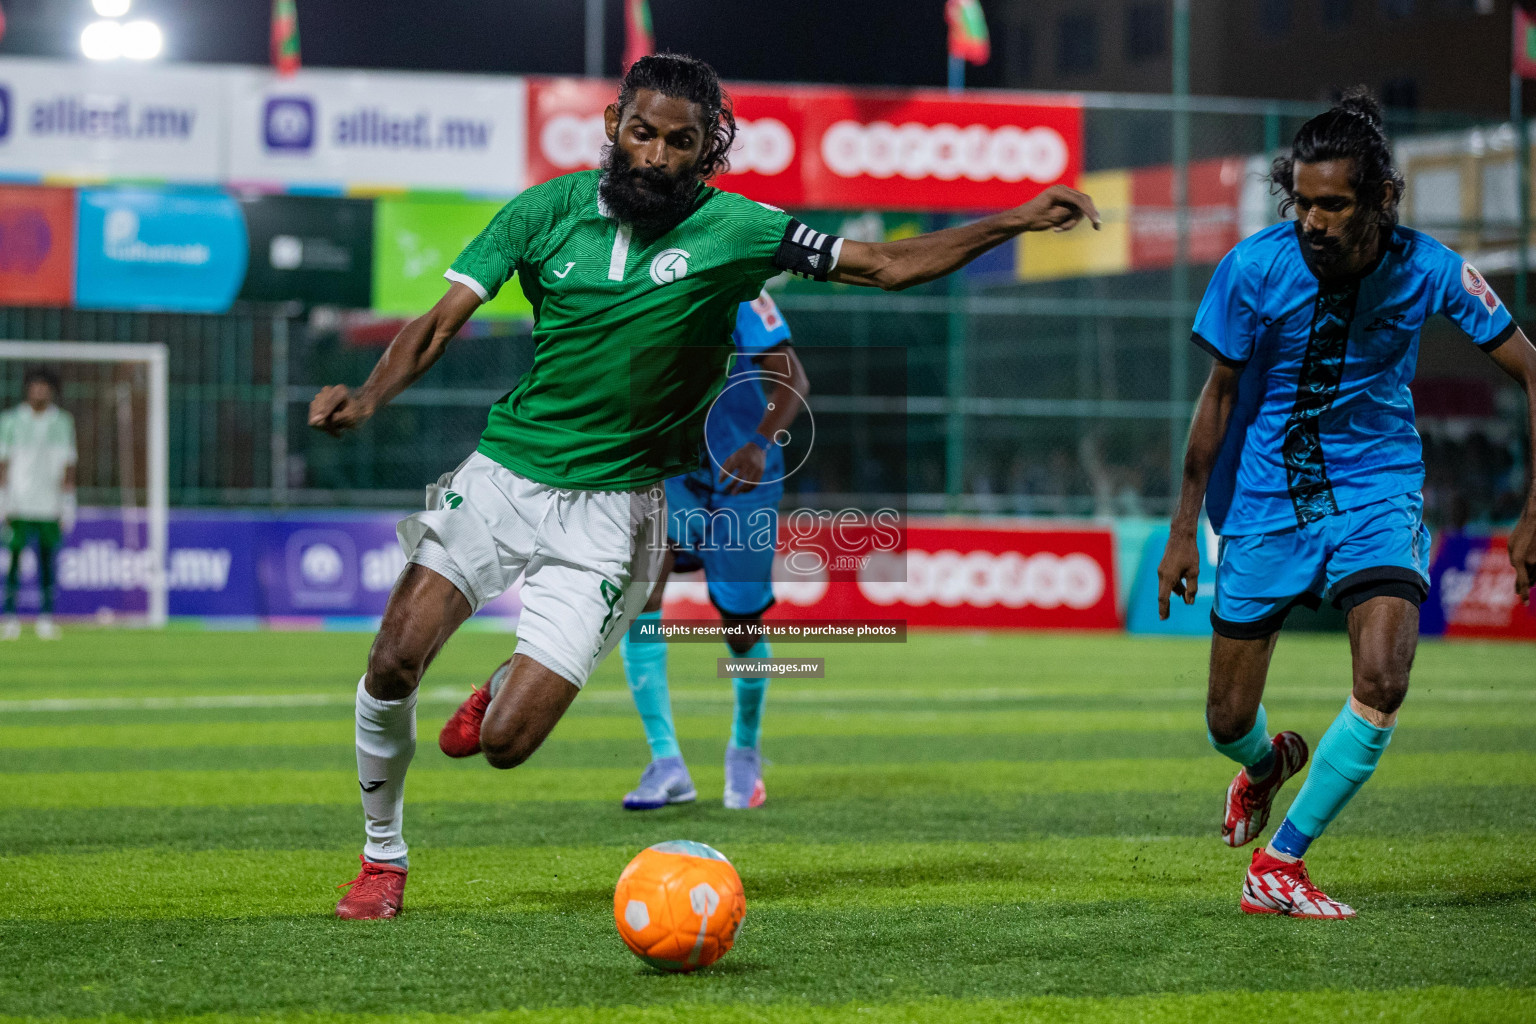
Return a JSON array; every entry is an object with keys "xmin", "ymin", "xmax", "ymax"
[
  {"xmin": 225, "ymin": 68, "xmax": 527, "ymax": 195},
  {"xmin": 0, "ymin": 57, "xmax": 224, "ymax": 184},
  {"xmin": 75, "ymin": 188, "xmax": 248, "ymax": 312}
]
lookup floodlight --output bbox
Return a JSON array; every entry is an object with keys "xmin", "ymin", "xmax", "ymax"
[
  {"xmin": 120, "ymin": 20, "xmax": 163, "ymax": 60},
  {"xmin": 80, "ymin": 19, "xmax": 124, "ymax": 60},
  {"xmin": 92, "ymin": 0, "xmax": 132, "ymax": 16}
]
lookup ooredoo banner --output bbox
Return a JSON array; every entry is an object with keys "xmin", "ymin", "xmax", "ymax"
[
  {"xmin": 226, "ymin": 68, "xmax": 526, "ymax": 195},
  {"xmin": 527, "ymin": 79, "xmax": 1082, "ymax": 212},
  {"xmin": 664, "ymin": 519, "xmax": 1121, "ymax": 630},
  {"xmin": 0, "ymin": 57, "xmax": 223, "ymax": 183}
]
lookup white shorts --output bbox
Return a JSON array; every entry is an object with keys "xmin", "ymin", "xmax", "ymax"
[{"xmin": 397, "ymin": 452, "xmax": 666, "ymax": 688}]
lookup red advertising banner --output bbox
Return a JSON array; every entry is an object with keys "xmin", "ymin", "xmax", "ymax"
[
  {"xmin": 662, "ymin": 519, "xmax": 1120, "ymax": 631},
  {"xmin": 526, "ymin": 79, "xmax": 1082, "ymax": 212},
  {"xmin": 0, "ymin": 185, "xmax": 74, "ymax": 307},
  {"xmin": 1440, "ymin": 535, "xmax": 1536, "ymax": 641},
  {"xmin": 1129, "ymin": 157, "xmax": 1244, "ymax": 269}
]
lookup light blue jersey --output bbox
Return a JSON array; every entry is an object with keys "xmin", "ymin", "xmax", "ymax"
[
  {"xmin": 667, "ymin": 292, "xmax": 793, "ymax": 616},
  {"xmin": 1193, "ymin": 222, "xmax": 1515, "ymax": 536},
  {"xmin": 679, "ymin": 292, "xmax": 793, "ymax": 493}
]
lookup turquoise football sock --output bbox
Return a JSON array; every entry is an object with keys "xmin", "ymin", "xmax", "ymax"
[
  {"xmin": 1282, "ymin": 698, "xmax": 1395, "ymax": 841},
  {"xmin": 620, "ymin": 611, "xmax": 681, "ymax": 760},
  {"xmin": 729, "ymin": 638, "xmax": 770, "ymax": 750},
  {"xmin": 1208, "ymin": 703, "xmax": 1274, "ymax": 775}
]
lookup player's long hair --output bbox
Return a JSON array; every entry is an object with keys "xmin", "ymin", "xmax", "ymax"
[
  {"xmin": 616, "ymin": 53, "xmax": 737, "ymax": 180},
  {"xmin": 1269, "ymin": 88, "xmax": 1404, "ymax": 250}
]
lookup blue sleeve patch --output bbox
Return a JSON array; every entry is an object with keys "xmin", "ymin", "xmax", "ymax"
[{"xmin": 1434, "ymin": 251, "xmax": 1516, "ymax": 351}]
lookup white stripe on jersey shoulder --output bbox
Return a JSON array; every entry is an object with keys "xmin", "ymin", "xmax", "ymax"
[{"xmin": 443, "ymin": 269, "xmax": 490, "ymax": 301}]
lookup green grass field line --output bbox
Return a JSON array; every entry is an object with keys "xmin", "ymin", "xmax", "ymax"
[
  {"xmin": 6, "ymin": 703, "xmax": 1533, "ymax": 751},
  {"xmin": 3, "ymin": 837, "xmax": 1529, "ymax": 922},
  {"xmin": 0, "ymin": 987, "xmax": 1532, "ymax": 1023},
  {"xmin": 4, "ymin": 750, "xmax": 1527, "ymax": 810},
  {"xmin": 4, "ymin": 631, "xmax": 1531, "ymax": 701}
]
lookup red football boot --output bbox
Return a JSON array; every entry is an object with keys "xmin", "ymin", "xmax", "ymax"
[
  {"xmin": 1222, "ymin": 730, "xmax": 1309, "ymax": 848},
  {"xmin": 438, "ymin": 683, "xmax": 493, "ymax": 758},
  {"xmin": 335, "ymin": 855, "xmax": 407, "ymax": 920},
  {"xmin": 1241, "ymin": 848, "xmax": 1355, "ymax": 919}
]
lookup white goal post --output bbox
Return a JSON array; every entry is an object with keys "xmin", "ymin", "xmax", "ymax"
[{"xmin": 0, "ymin": 341, "xmax": 170, "ymax": 627}]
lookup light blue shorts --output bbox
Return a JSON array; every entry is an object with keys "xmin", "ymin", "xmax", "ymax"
[
  {"xmin": 665, "ymin": 475, "xmax": 779, "ymax": 619},
  {"xmin": 1211, "ymin": 491, "xmax": 1431, "ymax": 639}
]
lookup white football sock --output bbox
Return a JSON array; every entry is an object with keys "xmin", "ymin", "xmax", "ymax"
[{"xmin": 354, "ymin": 676, "xmax": 416, "ymax": 864}]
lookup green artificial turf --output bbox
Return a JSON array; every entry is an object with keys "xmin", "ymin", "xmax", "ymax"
[{"xmin": 1, "ymin": 629, "xmax": 1533, "ymax": 1022}]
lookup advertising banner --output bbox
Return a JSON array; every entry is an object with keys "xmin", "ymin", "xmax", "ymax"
[
  {"xmin": 226, "ymin": 68, "xmax": 526, "ymax": 195},
  {"xmin": 238, "ymin": 194, "xmax": 373, "ymax": 307},
  {"xmin": 1129, "ymin": 157, "xmax": 1245, "ymax": 269},
  {"xmin": 0, "ymin": 183, "xmax": 73, "ymax": 306},
  {"xmin": 372, "ymin": 195, "xmax": 533, "ymax": 319},
  {"xmin": 663, "ymin": 519, "xmax": 1121, "ymax": 631},
  {"xmin": 75, "ymin": 188, "xmax": 248, "ymax": 312},
  {"xmin": 1, "ymin": 508, "xmax": 521, "ymax": 623},
  {"xmin": 0, "ymin": 57, "xmax": 223, "ymax": 183},
  {"xmin": 526, "ymin": 79, "xmax": 1082, "ymax": 212},
  {"xmin": 1424, "ymin": 532, "xmax": 1536, "ymax": 640}
]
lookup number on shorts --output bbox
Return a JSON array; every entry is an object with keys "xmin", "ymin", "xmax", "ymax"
[{"xmin": 598, "ymin": 579, "xmax": 624, "ymax": 635}]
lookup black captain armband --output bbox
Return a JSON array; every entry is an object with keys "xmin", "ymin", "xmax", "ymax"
[{"xmin": 773, "ymin": 219, "xmax": 844, "ymax": 282}]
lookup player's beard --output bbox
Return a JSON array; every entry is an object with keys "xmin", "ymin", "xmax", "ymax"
[
  {"xmin": 1306, "ymin": 208, "xmax": 1381, "ymax": 277},
  {"xmin": 600, "ymin": 144, "xmax": 702, "ymax": 233}
]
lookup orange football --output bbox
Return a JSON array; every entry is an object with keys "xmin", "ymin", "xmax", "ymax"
[{"xmin": 613, "ymin": 840, "xmax": 746, "ymax": 972}]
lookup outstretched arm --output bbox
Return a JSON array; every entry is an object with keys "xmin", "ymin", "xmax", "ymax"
[
  {"xmin": 828, "ymin": 185, "xmax": 1099, "ymax": 291},
  {"xmin": 1157, "ymin": 358, "xmax": 1243, "ymax": 620},
  {"xmin": 1487, "ymin": 329, "xmax": 1536, "ymax": 602},
  {"xmin": 308, "ymin": 283, "xmax": 483, "ymax": 437}
]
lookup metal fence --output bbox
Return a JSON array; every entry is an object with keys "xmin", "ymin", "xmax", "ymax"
[{"xmin": 2, "ymin": 93, "xmax": 1526, "ymax": 526}]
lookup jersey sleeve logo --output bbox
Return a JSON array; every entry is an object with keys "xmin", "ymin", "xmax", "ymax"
[
  {"xmin": 1462, "ymin": 261, "xmax": 1501, "ymax": 313},
  {"xmin": 649, "ymin": 248, "xmax": 690, "ymax": 286}
]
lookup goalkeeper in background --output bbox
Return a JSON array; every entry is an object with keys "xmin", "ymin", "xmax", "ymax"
[{"xmin": 1, "ymin": 368, "xmax": 77, "ymax": 641}]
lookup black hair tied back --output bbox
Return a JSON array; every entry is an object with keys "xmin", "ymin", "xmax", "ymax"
[{"xmin": 1270, "ymin": 86, "xmax": 1404, "ymax": 234}]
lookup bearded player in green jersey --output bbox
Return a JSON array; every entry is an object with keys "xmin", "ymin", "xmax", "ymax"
[{"xmin": 311, "ymin": 54, "xmax": 1099, "ymax": 920}]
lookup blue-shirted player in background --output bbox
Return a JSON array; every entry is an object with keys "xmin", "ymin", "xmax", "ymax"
[
  {"xmin": 1157, "ymin": 90, "xmax": 1536, "ymax": 918},
  {"xmin": 619, "ymin": 290, "xmax": 809, "ymax": 811}
]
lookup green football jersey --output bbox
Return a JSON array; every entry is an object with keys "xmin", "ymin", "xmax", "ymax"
[{"xmin": 447, "ymin": 169, "xmax": 832, "ymax": 491}]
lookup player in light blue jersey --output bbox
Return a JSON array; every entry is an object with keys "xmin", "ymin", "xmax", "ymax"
[
  {"xmin": 619, "ymin": 291, "xmax": 807, "ymax": 811},
  {"xmin": 1157, "ymin": 91, "xmax": 1536, "ymax": 918}
]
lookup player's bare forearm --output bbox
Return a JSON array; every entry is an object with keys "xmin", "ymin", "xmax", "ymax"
[
  {"xmin": 829, "ymin": 185, "xmax": 1100, "ymax": 291},
  {"xmin": 1171, "ymin": 361, "xmax": 1242, "ymax": 536},
  {"xmin": 753, "ymin": 345, "xmax": 809, "ymax": 441},
  {"xmin": 308, "ymin": 283, "xmax": 482, "ymax": 436},
  {"xmin": 1487, "ymin": 328, "xmax": 1536, "ymax": 599}
]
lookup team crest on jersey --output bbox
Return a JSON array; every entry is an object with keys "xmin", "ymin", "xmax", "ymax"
[
  {"xmin": 649, "ymin": 248, "xmax": 690, "ymax": 286},
  {"xmin": 1462, "ymin": 261, "xmax": 1501, "ymax": 313}
]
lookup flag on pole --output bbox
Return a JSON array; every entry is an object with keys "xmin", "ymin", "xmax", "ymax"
[
  {"xmin": 271, "ymin": 0, "xmax": 301, "ymax": 77},
  {"xmin": 624, "ymin": 0, "xmax": 654, "ymax": 72},
  {"xmin": 946, "ymin": 0, "xmax": 990, "ymax": 65},
  {"xmin": 1517, "ymin": 4, "xmax": 1536, "ymax": 79}
]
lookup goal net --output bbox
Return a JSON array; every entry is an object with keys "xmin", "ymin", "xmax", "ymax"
[{"xmin": 0, "ymin": 342, "xmax": 169, "ymax": 627}]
